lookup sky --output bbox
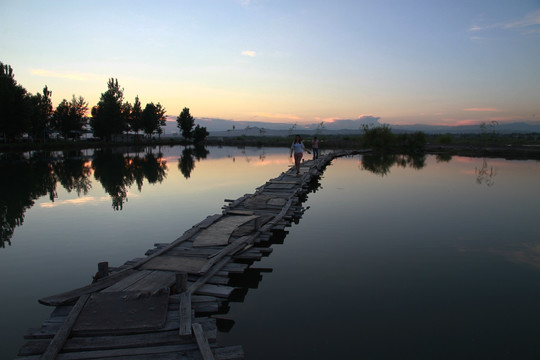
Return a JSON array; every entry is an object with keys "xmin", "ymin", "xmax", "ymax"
[{"xmin": 1, "ymin": 0, "xmax": 540, "ymax": 126}]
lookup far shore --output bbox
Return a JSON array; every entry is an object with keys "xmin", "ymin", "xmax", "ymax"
[{"xmin": 1, "ymin": 134, "xmax": 540, "ymax": 160}]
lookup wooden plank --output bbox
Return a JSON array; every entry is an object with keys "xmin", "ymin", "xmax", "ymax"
[
  {"xmin": 195, "ymin": 283, "xmax": 235, "ymax": 298},
  {"xmin": 39, "ymin": 294, "xmax": 90, "ymax": 360},
  {"xmin": 100, "ymin": 270, "xmax": 152, "ymax": 292},
  {"xmin": 23, "ymin": 345, "xmax": 245, "ymax": 360},
  {"xmin": 178, "ymin": 292, "xmax": 192, "ymax": 336},
  {"xmin": 192, "ymin": 322, "xmax": 216, "ymax": 360},
  {"xmin": 26, "ymin": 313, "xmax": 217, "ymax": 339},
  {"xmin": 140, "ymin": 256, "xmax": 208, "ymax": 274},
  {"xmin": 123, "ymin": 271, "xmax": 175, "ymax": 292},
  {"xmin": 225, "ymin": 210, "xmax": 254, "ymax": 215},
  {"xmin": 38, "ymin": 270, "xmax": 138, "ymax": 306},
  {"xmin": 19, "ymin": 329, "xmax": 204, "ymax": 356},
  {"xmin": 193, "ymin": 215, "xmax": 259, "ymax": 247},
  {"xmin": 73, "ymin": 291, "xmax": 169, "ymax": 332}
]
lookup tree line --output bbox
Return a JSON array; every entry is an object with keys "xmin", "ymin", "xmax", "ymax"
[{"xmin": 0, "ymin": 61, "xmax": 208, "ymax": 143}]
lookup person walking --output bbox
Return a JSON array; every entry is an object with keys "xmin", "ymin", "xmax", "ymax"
[
  {"xmin": 312, "ymin": 136, "xmax": 319, "ymax": 159},
  {"xmin": 290, "ymin": 134, "xmax": 310, "ymax": 175}
]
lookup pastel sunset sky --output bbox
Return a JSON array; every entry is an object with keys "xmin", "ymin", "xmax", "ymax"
[{"xmin": 1, "ymin": 0, "xmax": 539, "ymax": 126}]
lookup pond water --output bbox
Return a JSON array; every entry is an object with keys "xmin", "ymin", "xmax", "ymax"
[{"xmin": 1, "ymin": 146, "xmax": 539, "ymax": 359}]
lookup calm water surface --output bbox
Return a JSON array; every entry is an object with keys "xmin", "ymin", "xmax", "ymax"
[{"xmin": 1, "ymin": 146, "xmax": 539, "ymax": 359}]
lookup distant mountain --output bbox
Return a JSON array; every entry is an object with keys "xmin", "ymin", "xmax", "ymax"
[{"xmin": 162, "ymin": 116, "xmax": 540, "ymax": 136}]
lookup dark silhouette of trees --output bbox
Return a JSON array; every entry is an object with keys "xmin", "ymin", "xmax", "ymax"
[
  {"xmin": 177, "ymin": 107, "xmax": 194, "ymax": 140},
  {"xmin": 0, "ymin": 63, "xmax": 176, "ymax": 143},
  {"xmin": 52, "ymin": 95, "xmax": 88, "ymax": 140},
  {"xmin": 90, "ymin": 78, "xmax": 126, "ymax": 141},
  {"xmin": 193, "ymin": 124, "xmax": 209, "ymax": 144},
  {"xmin": 142, "ymin": 102, "xmax": 166, "ymax": 138},
  {"xmin": 176, "ymin": 107, "xmax": 208, "ymax": 143},
  {"xmin": 27, "ymin": 86, "xmax": 53, "ymax": 141},
  {"xmin": 127, "ymin": 96, "xmax": 143, "ymax": 138},
  {"xmin": 0, "ymin": 62, "xmax": 30, "ymax": 141}
]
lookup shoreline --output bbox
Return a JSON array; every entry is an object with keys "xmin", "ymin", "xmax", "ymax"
[{"xmin": 1, "ymin": 138, "xmax": 540, "ymax": 160}]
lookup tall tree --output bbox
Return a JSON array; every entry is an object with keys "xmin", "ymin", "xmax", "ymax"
[
  {"xmin": 127, "ymin": 96, "xmax": 143, "ymax": 137},
  {"xmin": 0, "ymin": 62, "xmax": 30, "ymax": 141},
  {"xmin": 193, "ymin": 124, "xmax": 209, "ymax": 144},
  {"xmin": 176, "ymin": 107, "xmax": 194, "ymax": 140},
  {"xmin": 141, "ymin": 102, "xmax": 166, "ymax": 138},
  {"xmin": 90, "ymin": 78, "xmax": 125, "ymax": 141},
  {"xmin": 27, "ymin": 86, "xmax": 53, "ymax": 142},
  {"xmin": 52, "ymin": 95, "xmax": 88, "ymax": 140}
]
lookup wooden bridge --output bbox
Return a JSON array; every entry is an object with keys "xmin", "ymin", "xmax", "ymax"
[{"xmin": 17, "ymin": 150, "xmax": 362, "ymax": 360}]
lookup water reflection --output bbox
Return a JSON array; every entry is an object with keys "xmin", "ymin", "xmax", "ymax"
[
  {"xmin": 1, "ymin": 153, "xmax": 58, "ymax": 247},
  {"xmin": 475, "ymin": 158, "xmax": 496, "ymax": 187},
  {"xmin": 92, "ymin": 149, "xmax": 168, "ymax": 210},
  {"xmin": 360, "ymin": 153, "xmax": 426, "ymax": 176},
  {"xmin": 0, "ymin": 149, "xmax": 168, "ymax": 245},
  {"xmin": 177, "ymin": 145, "xmax": 209, "ymax": 179}
]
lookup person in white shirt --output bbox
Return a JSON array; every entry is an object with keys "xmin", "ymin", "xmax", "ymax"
[{"xmin": 289, "ymin": 134, "xmax": 310, "ymax": 174}]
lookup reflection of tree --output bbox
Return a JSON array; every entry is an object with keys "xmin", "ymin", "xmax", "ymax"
[
  {"xmin": 0, "ymin": 149, "xmax": 168, "ymax": 245},
  {"xmin": 54, "ymin": 151, "xmax": 92, "ymax": 196},
  {"xmin": 178, "ymin": 145, "xmax": 209, "ymax": 179},
  {"xmin": 361, "ymin": 153, "xmax": 398, "ymax": 176},
  {"xmin": 92, "ymin": 150, "xmax": 168, "ymax": 209},
  {"xmin": 0, "ymin": 153, "xmax": 58, "ymax": 247},
  {"xmin": 436, "ymin": 154, "xmax": 452, "ymax": 163},
  {"xmin": 92, "ymin": 150, "xmax": 133, "ymax": 210},
  {"xmin": 193, "ymin": 145, "xmax": 209, "ymax": 161},
  {"xmin": 360, "ymin": 153, "xmax": 426, "ymax": 176},
  {"xmin": 178, "ymin": 147, "xmax": 195, "ymax": 179},
  {"xmin": 475, "ymin": 158, "xmax": 496, "ymax": 187},
  {"xmin": 140, "ymin": 152, "xmax": 167, "ymax": 184}
]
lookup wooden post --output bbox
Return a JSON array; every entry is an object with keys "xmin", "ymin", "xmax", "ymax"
[
  {"xmin": 97, "ymin": 262, "xmax": 109, "ymax": 279},
  {"xmin": 176, "ymin": 272, "xmax": 188, "ymax": 293}
]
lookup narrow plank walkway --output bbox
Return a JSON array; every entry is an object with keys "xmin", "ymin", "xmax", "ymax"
[{"xmin": 17, "ymin": 150, "xmax": 365, "ymax": 360}]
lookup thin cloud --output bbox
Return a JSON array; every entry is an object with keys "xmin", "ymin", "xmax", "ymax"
[
  {"xmin": 502, "ymin": 9, "xmax": 540, "ymax": 29},
  {"xmin": 250, "ymin": 112, "xmax": 302, "ymax": 120},
  {"xmin": 241, "ymin": 50, "xmax": 256, "ymax": 57},
  {"xmin": 469, "ymin": 9, "xmax": 540, "ymax": 36},
  {"xmin": 464, "ymin": 108, "xmax": 500, "ymax": 112}
]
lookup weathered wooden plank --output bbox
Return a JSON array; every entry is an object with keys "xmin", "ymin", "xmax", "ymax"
[
  {"xmin": 19, "ymin": 329, "xmax": 209, "ymax": 356},
  {"xmin": 140, "ymin": 256, "xmax": 208, "ymax": 274},
  {"xmin": 25, "ymin": 313, "xmax": 217, "ymax": 339},
  {"xmin": 195, "ymin": 283, "xmax": 235, "ymax": 298},
  {"xmin": 38, "ymin": 270, "xmax": 138, "ymax": 306},
  {"xmin": 73, "ymin": 291, "xmax": 169, "ymax": 332},
  {"xmin": 221, "ymin": 263, "xmax": 248, "ymax": 274},
  {"xmin": 165, "ymin": 247, "xmax": 219, "ymax": 258},
  {"xmin": 39, "ymin": 294, "xmax": 90, "ymax": 360},
  {"xmin": 192, "ymin": 322, "xmax": 216, "ymax": 360},
  {"xmin": 99, "ymin": 270, "xmax": 152, "ymax": 292},
  {"xmin": 122, "ymin": 271, "xmax": 175, "ymax": 292},
  {"xmin": 225, "ymin": 210, "xmax": 254, "ymax": 215},
  {"xmin": 178, "ymin": 292, "xmax": 192, "ymax": 336},
  {"xmin": 192, "ymin": 215, "xmax": 259, "ymax": 247}
]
